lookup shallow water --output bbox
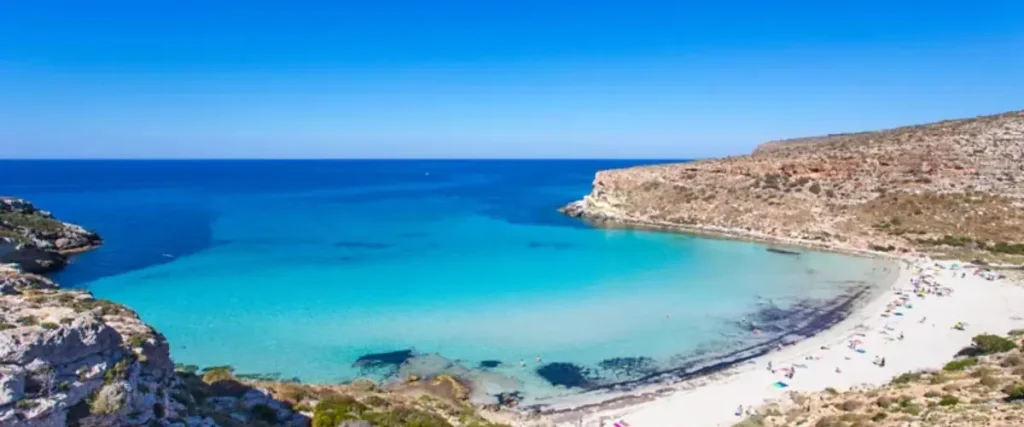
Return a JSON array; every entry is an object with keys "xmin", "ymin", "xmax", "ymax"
[{"xmin": 0, "ymin": 160, "xmax": 894, "ymax": 402}]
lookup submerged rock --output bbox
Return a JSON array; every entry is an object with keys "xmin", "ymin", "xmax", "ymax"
[
  {"xmin": 353, "ymin": 349, "xmax": 415, "ymax": 374},
  {"xmin": 536, "ymin": 362, "xmax": 596, "ymax": 389},
  {"xmin": 597, "ymin": 356, "xmax": 657, "ymax": 378},
  {"xmin": 478, "ymin": 360, "xmax": 502, "ymax": 369}
]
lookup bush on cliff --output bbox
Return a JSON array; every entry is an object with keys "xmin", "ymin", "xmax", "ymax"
[
  {"xmin": 0, "ymin": 212, "xmax": 65, "ymax": 233},
  {"xmin": 1005, "ymin": 384, "xmax": 1024, "ymax": 401},
  {"xmin": 943, "ymin": 357, "xmax": 978, "ymax": 372},
  {"xmin": 312, "ymin": 395, "xmax": 370, "ymax": 427},
  {"xmin": 972, "ymin": 334, "xmax": 1017, "ymax": 355},
  {"xmin": 361, "ymin": 406, "xmax": 454, "ymax": 427}
]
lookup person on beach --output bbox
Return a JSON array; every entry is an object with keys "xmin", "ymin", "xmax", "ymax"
[
  {"xmin": 735, "ymin": 405, "xmax": 743, "ymax": 416},
  {"xmin": 767, "ymin": 361, "xmax": 773, "ymax": 372},
  {"xmin": 880, "ymin": 357, "xmax": 886, "ymax": 367}
]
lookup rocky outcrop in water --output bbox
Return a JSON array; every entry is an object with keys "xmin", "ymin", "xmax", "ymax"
[
  {"xmin": 562, "ymin": 111, "xmax": 1024, "ymax": 259},
  {"xmin": 1, "ymin": 198, "xmax": 102, "ymax": 274}
]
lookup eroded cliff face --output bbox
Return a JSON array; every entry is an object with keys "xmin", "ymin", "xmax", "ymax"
[
  {"xmin": 0, "ymin": 267, "xmax": 190, "ymax": 427},
  {"xmin": 564, "ymin": 111, "xmax": 1024, "ymax": 256},
  {"xmin": 0, "ymin": 199, "xmax": 195, "ymax": 426}
]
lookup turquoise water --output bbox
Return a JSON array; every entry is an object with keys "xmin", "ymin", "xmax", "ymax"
[{"xmin": 0, "ymin": 160, "xmax": 893, "ymax": 401}]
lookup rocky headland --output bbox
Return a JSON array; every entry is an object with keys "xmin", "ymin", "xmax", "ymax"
[
  {"xmin": 1, "ymin": 198, "xmax": 101, "ymax": 274},
  {"xmin": 562, "ymin": 111, "xmax": 1024, "ymax": 261},
  {"xmin": 0, "ymin": 198, "xmax": 514, "ymax": 427}
]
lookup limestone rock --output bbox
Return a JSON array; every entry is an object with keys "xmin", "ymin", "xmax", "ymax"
[{"xmin": 562, "ymin": 110, "xmax": 1024, "ymax": 256}]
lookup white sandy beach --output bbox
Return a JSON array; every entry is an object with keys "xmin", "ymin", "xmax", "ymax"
[{"xmin": 544, "ymin": 257, "xmax": 1024, "ymax": 427}]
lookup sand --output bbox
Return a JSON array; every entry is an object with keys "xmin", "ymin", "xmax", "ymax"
[{"xmin": 546, "ymin": 258, "xmax": 1024, "ymax": 427}]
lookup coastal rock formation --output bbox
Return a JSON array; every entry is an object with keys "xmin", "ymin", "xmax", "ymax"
[
  {"xmin": 1, "ymin": 198, "xmax": 102, "ymax": 274},
  {"xmin": 0, "ymin": 265, "xmax": 189, "ymax": 426},
  {"xmin": 563, "ymin": 111, "xmax": 1024, "ymax": 257}
]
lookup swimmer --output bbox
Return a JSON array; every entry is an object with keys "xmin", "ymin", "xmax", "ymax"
[
  {"xmin": 536, "ymin": 355, "xmax": 542, "ymax": 363},
  {"xmin": 520, "ymin": 360, "xmax": 525, "ymax": 367}
]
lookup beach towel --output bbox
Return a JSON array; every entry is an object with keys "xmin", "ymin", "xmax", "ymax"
[
  {"xmin": 773, "ymin": 381, "xmax": 789, "ymax": 388},
  {"xmin": 855, "ymin": 349, "xmax": 867, "ymax": 353}
]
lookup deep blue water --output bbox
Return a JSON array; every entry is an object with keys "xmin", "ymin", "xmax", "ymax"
[{"xmin": 0, "ymin": 160, "xmax": 893, "ymax": 403}]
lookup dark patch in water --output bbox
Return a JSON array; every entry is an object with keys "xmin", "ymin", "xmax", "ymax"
[
  {"xmin": 353, "ymin": 349, "xmax": 414, "ymax": 370},
  {"xmin": 495, "ymin": 391, "xmax": 523, "ymax": 407},
  {"xmin": 536, "ymin": 362, "xmax": 595, "ymax": 388},
  {"xmin": 526, "ymin": 241, "xmax": 575, "ymax": 250},
  {"xmin": 766, "ymin": 247, "xmax": 801, "ymax": 255},
  {"xmin": 597, "ymin": 357, "xmax": 657, "ymax": 377},
  {"xmin": 527, "ymin": 284, "xmax": 877, "ymax": 415},
  {"xmin": 335, "ymin": 241, "xmax": 393, "ymax": 250},
  {"xmin": 479, "ymin": 360, "xmax": 502, "ymax": 369}
]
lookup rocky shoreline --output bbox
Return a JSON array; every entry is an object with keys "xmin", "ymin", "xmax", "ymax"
[
  {"xmin": 1, "ymin": 197, "xmax": 102, "ymax": 274},
  {"xmin": 561, "ymin": 110, "xmax": 1024, "ymax": 263}
]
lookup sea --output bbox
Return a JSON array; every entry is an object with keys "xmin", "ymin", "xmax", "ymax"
[{"xmin": 0, "ymin": 160, "xmax": 895, "ymax": 405}]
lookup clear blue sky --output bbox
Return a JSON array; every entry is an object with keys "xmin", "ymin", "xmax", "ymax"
[{"xmin": 2, "ymin": 1, "xmax": 1022, "ymax": 159}]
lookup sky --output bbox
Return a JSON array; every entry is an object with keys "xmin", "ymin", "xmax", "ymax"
[{"xmin": 1, "ymin": 1, "xmax": 1023, "ymax": 159}]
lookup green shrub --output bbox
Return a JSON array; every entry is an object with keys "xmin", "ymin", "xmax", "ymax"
[
  {"xmin": 128, "ymin": 335, "xmax": 143, "ymax": 348},
  {"xmin": 312, "ymin": 395, "xmax": 368, "ymax": 427},
  {"xmin": 16, "ymin": 399, "xmax": 39, "ymax": 410},
  {"xmin": 990, "ymin": 242, "xmax": 1024, "ymax": 255},
  {"xmin": 201, "ymin": 366, "xmax": 235, "ymax": 384},
  {"xmin": 871, "ymin": 411, "xmax": 887, "ymax": 421},
  {"xmin": 16, "ymin": 316, "xmax": 38, "ymax": 326},
  {"xmin": 104, "ymin": 358, "xmax": 132, "ymax": 384},
  {"xmin": 973, "ymin": 334, "xmax": 1017, "ymax": 354},
  {"xmin": 923, "ymin": 391, "xmax": 940, "ymax": 398},
  {"xmin": 361, "ymin": 406, "xmax": 454, "ymax": 427},
  {"xmin": 0, "ymin": 323, "xmax": 14, "ymax": 331},
  {"xmin": 40, "ymin": 322, "xmax": 59, "ymax": 330},
  {"xmin": 901, "ymin": 403, "xmax": 922, "ymax": 415},
  {"xmin": 943, "ymin": 358, "xmax": 978, "ymax": 371},
  {"xmin": 891, "ymin": 372, "xmax": 922, "ymax": 384},
  {"xmin": 1006, "ymin": 384, "xmax": 1024, "ymax": 401},
  {"xmin": 939, "ymin": 395, "xmax": 959, "ymax": 406}
]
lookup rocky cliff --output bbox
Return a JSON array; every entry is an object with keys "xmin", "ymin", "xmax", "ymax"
[
  {"xmin": 563, "ymin": 111, "xmax": 1024, "ymax": 258},
  {"xmin": 1, "ymin": 198, "xmax": 102, "ymax": 274}
]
